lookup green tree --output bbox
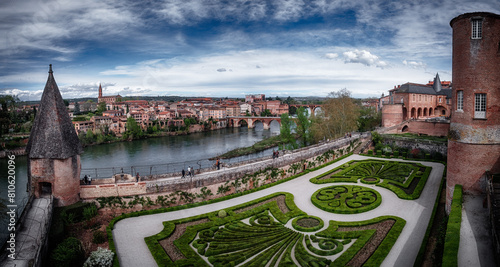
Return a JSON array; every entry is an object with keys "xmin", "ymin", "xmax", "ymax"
[
  {"xmin": 357, "ymin": 106, "xmax": 381, "ymax": 132},
  {"xmin": 74, "ymin": 102, "xmax": 80, "ymax": 115},
  {"xmin": 96, "ymin": 101, "xmax": 106, "ymax": 116},
  {"xmin": 261, "ymin": 109, "xmax": 272, "ymax": 117},
  {"xmin": 0, "ymin": 95, "xmax": 18, "ymax": 137},
  {"xmin": 296, "ymin": 106, "xmax": 311, "ymax": 147},
  {"xmin": 279, "ymin": 113, "xmax": 296, "ymax": 149},
  {"xmin": 123, "ymin": 117, "xmax": 143, "ymax": 140}
]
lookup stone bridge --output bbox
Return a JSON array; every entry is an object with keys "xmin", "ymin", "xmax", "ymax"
[
  {"xmin": 228, "ymin": 116, "xmax": 281, "ymax": 129},
  {"xmin": 288, "ymin": 104, "xmax": 322, "ymax": 114}
]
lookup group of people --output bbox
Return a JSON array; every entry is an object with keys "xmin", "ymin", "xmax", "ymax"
[
  {"xmin": 272, "ymin": 150, "xmax": 280, "ymax": 159},
  {"xmin": 181, "ymin": 166, "xmax": 195, "ymax": 178},
  {"xmin": 82, "ymin": 175, "xmax": 92, "ymax": 185}
]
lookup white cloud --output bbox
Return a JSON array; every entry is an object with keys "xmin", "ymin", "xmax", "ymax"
[
  {"xmin": 325, "ymin": 53, "xmax": 339, "ymax": 59},
  {"xmin": 342, "ymin": 50, "xmax": 388, "ymax": 68},
  {"xmin": 403, "ymin": 60, "xmax": 427, "ymax": 69}
]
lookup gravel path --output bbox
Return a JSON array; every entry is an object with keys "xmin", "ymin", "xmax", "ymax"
[{"xmin": 113, "ymin": 155, "xmax": 444, "ymax": 267}]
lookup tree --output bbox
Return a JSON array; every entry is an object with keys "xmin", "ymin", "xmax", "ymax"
[
  {"xmin": 0, "ymin": 95, "xmax": 18, "ymax": 137},
  {"xmin": 74, "ymin": 102, "xmax": 80, "ymax": 115},
  {"xmin": 280, "ymin": 113, "xmax": 296, "ymax": 149},
  {"xmin": 261, "ymin": 109, "xmax": 272, "ymax": 117},
  {"xmin": 123, "ymin": 117, "xmax": 143, "ymax": 140},
  {"xmin": 311, "ymin": 88, "xmax": 359, "ymax": 142},
  {"xmin": 357, "ymin": 106, "xmax": 381, "ymax": 132},
  {"xmin": 96, "ymin": 102, "xmax": 106, "ymax": 115},
  {"xmin": 296, "ymin": 106, "xmax": 311, "ymax": 147}
]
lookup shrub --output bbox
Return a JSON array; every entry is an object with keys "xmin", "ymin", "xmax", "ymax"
[
  {"xmin": 367, "ymin": 149, "xmax": 373, "ymax": 155},
  {"xmin": 92, "ymin": 230, "xmax": 107, "ymax": 244},
  {"xmin": 376, "ymin": 150, "xmax": 382, "ymax": 156},
  {"xmin": 402, "ymin": 151, "xmax": 407, "ymax": 158},
  {"xmin": 83, "ymin": 204, "xmax": 98, "ymax": 221},
  {"xmin": 50, "ymin": 237, "xmax": 85, "ymax": 267},
  {"xmin": 425, "ymin": 153, "xmax": 431, "ymax": 159},
  {"xmin": 385, "ymin": 151, "xmax": 391, "ymax": 157},
  {"xmin": 218, "ymin": 210, "xmax": 227, "ymax": 218},
  {"xmin": 442, "ymin": 185, "xmax": 463, "ymax": 267},
  {"xmin": 393, "ymin": 151, "xmax": 399, "ymax": 157},
  {"xmin": 83, "ymin": 247, "xmax": 114, "ymax": 267}
]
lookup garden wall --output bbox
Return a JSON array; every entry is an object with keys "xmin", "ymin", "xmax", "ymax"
[{"xmin": 381, "ymin": 136, "xmax": 447, "ymax": 156}]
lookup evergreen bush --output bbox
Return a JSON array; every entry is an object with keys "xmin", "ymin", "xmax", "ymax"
[{"xmin": 50, "ymin": 237, "xmax": 85, "ymax": 267}]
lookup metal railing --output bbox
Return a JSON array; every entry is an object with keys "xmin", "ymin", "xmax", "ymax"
[{"xmin": 80, "ymin": 132, "xmax": 369, "ymax": 180}]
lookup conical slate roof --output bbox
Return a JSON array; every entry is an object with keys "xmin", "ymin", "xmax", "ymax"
[
  {"xmin": 26, "ymin": 65, "xmax": 83, "ymax": 159},
  {"xmin": 433, "ymin": 73, "xmax": 442, "ymax": 92}
]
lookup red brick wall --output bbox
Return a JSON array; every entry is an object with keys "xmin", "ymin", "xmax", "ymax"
[
  {"xmin": 402, "ymin": 121, "xmax": 450, "ymax": 136},
  {"xmin": 381, "ymin": 104, "xmax": 403, "ymax": 127},
  {"xmin": 30, "ymin": 155, "xmax": 81, "ymax": 206}
]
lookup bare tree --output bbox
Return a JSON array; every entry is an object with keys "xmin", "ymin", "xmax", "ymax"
[{"xmin": 312, "ymin": 88, "xmax": 359, "ymax": 142}]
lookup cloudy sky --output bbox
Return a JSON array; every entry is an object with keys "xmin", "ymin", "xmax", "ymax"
[{"xmin": 1, "ymin": 0, "xmax": 499, "ymax": 101}]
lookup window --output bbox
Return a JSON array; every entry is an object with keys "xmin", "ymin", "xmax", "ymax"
[
  {"xmin": 472, "ymin": 19, "xmax": 482, "ymax": 39},
  {"xmin": 413, "ymin": 94, "xmax": 416, "ymax": 101},
  {"xmin": 439, "ymin": 97, "xmax": 442, "ymax": 103},
  {"xmin": 457, "ymin": 91, "xmax": 463, "ymax": 111},
  {"xmin": 474, "ymin": 93, "xmax": 486, "ymax": 119}
]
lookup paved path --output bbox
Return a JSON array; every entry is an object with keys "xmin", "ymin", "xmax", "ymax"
[{"xmin": 113, "ymin": 155, "xmax": 445, "ymax": 267}]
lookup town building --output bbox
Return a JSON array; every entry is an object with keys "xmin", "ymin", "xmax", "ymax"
[
  {"xmin": 245, "ymin": 94, "xmax": 265, "ymax": 103},
  {"xmin": 97, "ymin": 83, "xmax": 122, "ymax": 104},
  {"xmin": 381, "ymin": 73, "xmax": 452, "ymax": 128},
  {"xmin": 446, "ymin": 12, "xmax": 500, "ymax": 211}
]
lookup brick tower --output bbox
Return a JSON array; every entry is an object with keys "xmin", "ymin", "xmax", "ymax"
[
  {"xmin": 446, "ymin": 12, "xmax": 500, "ymax": 211},
  {"xmin": 25, "ymin": 65, "xmax": 83, "ymax": 206}
]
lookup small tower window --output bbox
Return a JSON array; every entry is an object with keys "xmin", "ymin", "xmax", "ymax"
[
  {"xmin": 472, "ymin": 19, "xmax": 482, "ymax": 39},
  {"xmin": 474, "ymin": 93, "xmax": 486, "ymax": 119},
  {"xmin": 457, "ymin": 91, "xmax": 463, "ymax": 111}
]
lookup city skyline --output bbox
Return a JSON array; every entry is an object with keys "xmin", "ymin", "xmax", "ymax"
[{"xmin": 1, "ymin": 0, "xmax": 499, "ymax": 101}]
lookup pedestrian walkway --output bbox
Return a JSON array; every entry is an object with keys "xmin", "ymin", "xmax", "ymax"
[{"xmin": 113, "ymin": 155, "xmax": 445, "ymax": 267}]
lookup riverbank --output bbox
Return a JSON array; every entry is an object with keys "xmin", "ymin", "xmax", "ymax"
[{"xmin": 211, "ymin": 134, "xmax": 286, "ymax": 159}]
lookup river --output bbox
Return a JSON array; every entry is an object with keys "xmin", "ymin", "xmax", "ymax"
[{"xmin": 0, "ymin": 122, "xmax": 280, "ymax": 246}]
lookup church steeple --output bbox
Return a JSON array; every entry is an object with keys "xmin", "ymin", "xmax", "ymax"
[
  {"xmin": 98, "ymin": 83, "xmax": 103, "ymax": 98},
  {"xmin": 433, "ymin": 73, "xmax": 442, "ymax": 92}
]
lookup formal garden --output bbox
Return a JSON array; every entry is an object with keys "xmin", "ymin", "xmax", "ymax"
[{"xmin": 115, "ymin": 156, "xmax": 443, "ymax": 267}]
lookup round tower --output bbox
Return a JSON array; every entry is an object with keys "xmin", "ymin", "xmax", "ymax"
[
  {"xmin": 446, "ymin": 12, "xmax": 500, "ymax": 211},
  {"xmin": 26, "ymin": 65, "xmax": 83, "ymax": 207}
]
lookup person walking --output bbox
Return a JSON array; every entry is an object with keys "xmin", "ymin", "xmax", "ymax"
[
  {"xmin": 83, "ymin": 175, "xmax": 88, "ymax": 185},
  {"xmin": 188, "ymin": 166, "xmax": 192, "ymax": 177},
  {"xmin": 216, "ymin": 159, "xmax": 220, "ymax": 170},
  {"xmin": 88, "ymin": 176, "xmax": 92, "ymax": 185},
  {"xmin": 136, "ymin": 172, "xmax": 140, "ymax": 182},
  {"xmin": 182, "ymin": 169, "xmax": 185, "ymax": 178}
]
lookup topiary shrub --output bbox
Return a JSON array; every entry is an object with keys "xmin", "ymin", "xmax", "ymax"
[
  {"xmin": 218, "ymin": 210, "xmax": 227, "ymax": 218},
  {"xmin": 92, "ymin": 230, "xmax": 107, "ymax": 244},
  {"xmin": 376, "ymin": 150, "xmax": 382, "ymax": 156},
  {"xmin": 367, "ymin": 149, "xmax": 373, "ymax": 155},
  {"xmin": 402, "ymin": 151, "xmax": 407, "ymax": 158},
  {"xmin": 393, "ymin": 151, "xmax": 399, "ymax": 157},
  {"xmin": 83, "ymin": 247, "xmax": 114, "ymax": 267},
  {"xmin": 50, "ymin": 237, "xmax": 85, "ymax": 267}
]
